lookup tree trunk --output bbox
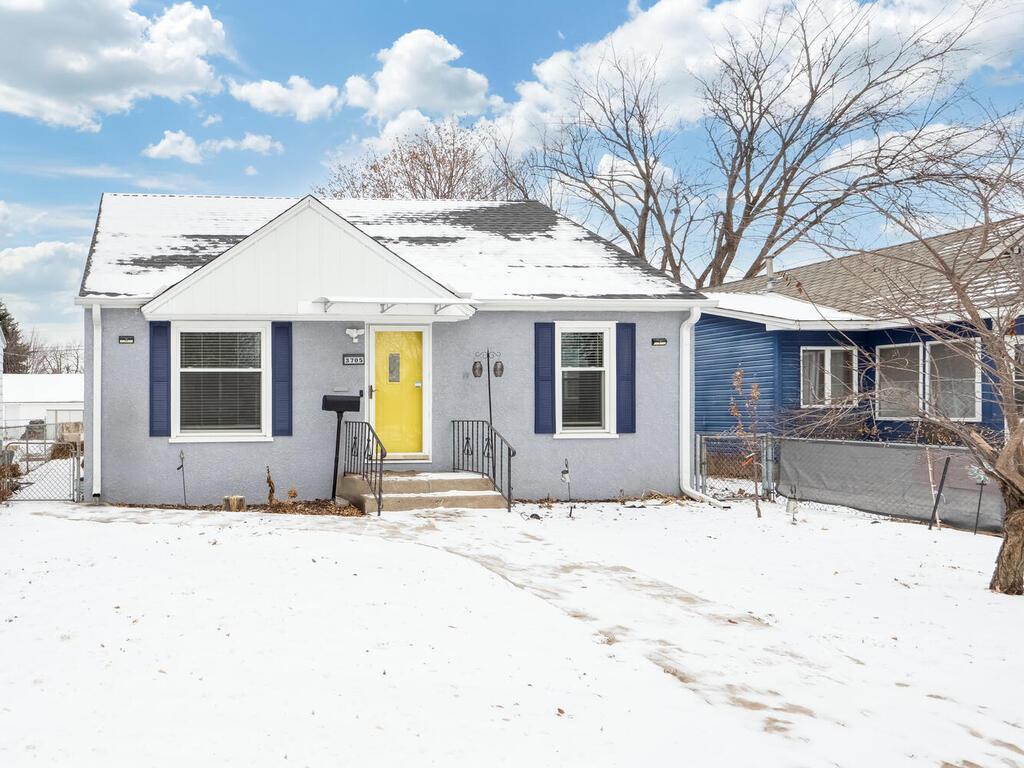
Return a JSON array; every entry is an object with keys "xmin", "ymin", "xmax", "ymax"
[{"xmin": 990, "ymin": 508, "xmax": 1024, "ymax": 595}]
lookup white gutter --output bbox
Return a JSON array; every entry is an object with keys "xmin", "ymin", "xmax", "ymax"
[
  {"xmin": 678, "ymin": 308, "xmax": 724, "ymax": 506},
  {"xmin": 91, "ymin": 306, "xmax": 102, "ymax": 501}
]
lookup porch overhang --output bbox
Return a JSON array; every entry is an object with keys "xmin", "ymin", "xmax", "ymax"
[{"xmin": 311, "ymin": 295, "xmax": 476, "ymax": 320}]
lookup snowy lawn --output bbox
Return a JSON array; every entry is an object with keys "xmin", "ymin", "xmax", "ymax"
[{"xmin": 1, "ymin": 499, "xmax": 1020, "ymax": 767}]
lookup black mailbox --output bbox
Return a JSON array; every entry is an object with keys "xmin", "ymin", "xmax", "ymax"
[
  {"xmin": 323, "ymin": 393, "xmax": 363, "ymax": 499},
  {"xmin": 322, "ymin": 394, "xmax": 361, "ymax": 414}
]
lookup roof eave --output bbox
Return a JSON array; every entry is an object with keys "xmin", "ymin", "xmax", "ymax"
[{"xmin": 475, "ymin": 296, "xmax": 717, "ymax": 312}]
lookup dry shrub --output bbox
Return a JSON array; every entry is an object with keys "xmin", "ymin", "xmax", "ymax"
[{"xmin": 49, "ymin": 442, "xmax": 73, "ymax": 460}]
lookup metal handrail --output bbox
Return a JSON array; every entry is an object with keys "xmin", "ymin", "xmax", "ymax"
[
  {"xmin": 451, "ymin": 419, "xmax": 516, "ymax": 512},
  {"xmin": 343, "ymin": 421, "xmax": 387, "ymax": 515}
]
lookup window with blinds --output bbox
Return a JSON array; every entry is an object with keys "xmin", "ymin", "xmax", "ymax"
[
  {"xmin": 179, "ymin": 331, "xmax": 263, "ymax": 432},
  {"xmin": 559, "ymin": 329, "xmax": 607, "ymax": 430}
]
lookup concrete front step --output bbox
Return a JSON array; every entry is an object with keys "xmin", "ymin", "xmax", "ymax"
[
  {"xmin": 381, "ymin": 471, "xmax": 494, "ymax": 494},
  {"xmin": 336, "ymin": 471, "xmax": 508, "ymax": 513},
  {"xmin": 360, "ymin": 489, "xmax": 508, "ymax": 514}
]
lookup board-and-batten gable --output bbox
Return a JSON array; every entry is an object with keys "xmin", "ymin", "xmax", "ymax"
[{"xmin": 141, "ymin": 196, "xmax": 471, "ymax": 320}]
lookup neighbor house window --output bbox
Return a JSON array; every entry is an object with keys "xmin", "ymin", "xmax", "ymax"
[
  {"xmin": 556, "ymin": 323, "xmax": 615, "ymax": 433},
  {"xmin": 876, "ymin": 343, "xmax": 922, "ymax": 419},
  {"xmin": 926, "ymin": 340, "xmax": 981, "ymax": 421},
  {"xmin": 173, "ymin": 325, "xmax": 269, "ymax": 438},
  {"xmin": 800, "ymin": 347, "xmax": 857, "ymax": 407}
]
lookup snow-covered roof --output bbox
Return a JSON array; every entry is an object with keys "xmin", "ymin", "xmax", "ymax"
[
  {"xmin": 80, "ymin": 194, "xmax": 703, "ymax": 303},
  {"xmin": 2, "ymin": 374, "xmax": 84, "ymax": 404},
  {"xmin": 704, "ymin": 291, "xmax": 877, "ymax": 328}
]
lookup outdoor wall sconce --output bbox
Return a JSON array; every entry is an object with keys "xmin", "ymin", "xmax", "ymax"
[
  {"xmin": 651, "ymin": 337, "xmax": 668, "ymax": 347},
  {"xmin": 472, "ymin": 348, "xmax": 503, "ymax": 423}
]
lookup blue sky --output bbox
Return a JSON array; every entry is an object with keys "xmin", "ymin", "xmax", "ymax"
[{"xmin": 2, "ymin": 0, "xmax": 1023, "ymax": 345}]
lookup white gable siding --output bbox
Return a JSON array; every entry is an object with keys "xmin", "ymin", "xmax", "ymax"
[{"xmin": 144, "ymin": 200, "xmax": 464, "ymax": 319}]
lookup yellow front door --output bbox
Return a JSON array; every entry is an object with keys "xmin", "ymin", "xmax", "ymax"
[{"xmin": 373, "ymin": 330, "xmax": 424, "ymax": 454}]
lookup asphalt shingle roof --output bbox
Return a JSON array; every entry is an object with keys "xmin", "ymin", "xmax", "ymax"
[
  {"xmin": 716, "ymin": 217, "xmax": 1024, "ymax": 319},
  {"xmin": 79, "ymin": 194, "xmax": 704, "ymax": 302}
]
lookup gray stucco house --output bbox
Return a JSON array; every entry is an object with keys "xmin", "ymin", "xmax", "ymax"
[{"xmin": 77, "ymin": 194, "xmax": 712, "ymax": 508}]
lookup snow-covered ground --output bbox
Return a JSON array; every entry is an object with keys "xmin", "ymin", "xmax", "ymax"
[{"xmin": 1, "ymin": 499, "xmax": 1020, "ymax": 767}]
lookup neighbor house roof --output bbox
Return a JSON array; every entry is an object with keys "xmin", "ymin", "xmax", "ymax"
[
  {"xmin": 2, "ymin": 374, "xmax": 84, "ymax": 404},
  {"xmin": 79, "ymin": 194, "xmax": 703, "ymax": 303},
  {"xmin": 711, "ymin": 216, "xmax": 1024, "ymax": 324}
]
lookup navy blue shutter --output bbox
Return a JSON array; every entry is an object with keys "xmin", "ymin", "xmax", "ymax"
[
  {"xmin": 149, "ymin": 321, "xmax": 171, "ymax": 437},
  {"xmin": 271, "ymin": 322, "xmax": 293, "ymax": 436},
  {"xmin": 534, "ymin": 322, "xmax": 556, "ymax": 433},
  {"xmin": 616, "ymin": 322, "xmax": 636, "ymax": 433}
]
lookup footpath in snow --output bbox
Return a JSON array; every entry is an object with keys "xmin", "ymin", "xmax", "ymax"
[{"xmin": 0, "ymin": 498, "xmax": 1020, "ymax": 767}]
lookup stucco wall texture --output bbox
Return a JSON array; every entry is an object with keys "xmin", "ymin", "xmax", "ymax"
[{"xmin": 85, "ymin": 308, "xmax": 687, "ymax": 504}]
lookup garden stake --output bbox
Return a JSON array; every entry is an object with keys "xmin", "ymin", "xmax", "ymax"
[
  {"xmin": 176, "ymin": 450, "xmax": 187, "ymax": 506},
  {"xmin": 927, "ymin": 456, "xmax": 950, "ymax": 531}
]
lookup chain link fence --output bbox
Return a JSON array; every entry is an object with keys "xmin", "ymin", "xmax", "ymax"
[
  {"xmin": 1, "ymin": 423, "xmax": 83, "ymax": 502},
  {"xmin": 696, "ymin": 434, "xmax": 776, "ymax": 501},
  {"xmin": 695, "ymin": 433, "xmax": 1005, "ymax": 531}
]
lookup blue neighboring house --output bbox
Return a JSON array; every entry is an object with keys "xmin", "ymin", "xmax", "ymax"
[{"xmin": 695, "ymin": 218, "xmax": 1024, "ymax": 439}]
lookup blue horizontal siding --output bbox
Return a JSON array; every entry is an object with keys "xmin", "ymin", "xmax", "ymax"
[
  {"xmin": 694, "ymin": 314, "xmax": 779, "ymax": 434},
  {"xmin": 699, "ymin": 313, "xmax": 1019, "ymax": 440},
  {"xmin": 777, "ymin": 330, "xmax": 870, "ymax": 412}
]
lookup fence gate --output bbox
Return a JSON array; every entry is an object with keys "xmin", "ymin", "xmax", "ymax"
[
  {"xmin": 696, "ymin": 434, "xmax": 776, "ymax": 501},
  {"xmin": 1, "ymin": 428, "xmax": 83, "ymax": 502}
]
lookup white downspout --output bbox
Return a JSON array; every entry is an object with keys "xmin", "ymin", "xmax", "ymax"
[
  {"xmin": 679, "ymin": 307, "xmax": 724, "ymax": 506},
  {"xmin": 91, "ymin": 305, "xmax": 102, "ymax": 501}
]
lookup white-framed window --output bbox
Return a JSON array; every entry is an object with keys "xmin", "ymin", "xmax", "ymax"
[
  {"xmin": 926, "ymin": 339, "xmax": 982, "ymax": 422},
  {"xmin": 554, "ymin": 322, "xmax": 616, "ymax": 437},
  {"xmin": 875, "ymin": 343, "xmax": 923, "ymax": 420},
  {"xmin": 170, "ymin": 322, "xmax": 272, "ymax": 442},
  {"xmin": 800, "ymin": 346, "xmax": 857, "ymax": 407}
]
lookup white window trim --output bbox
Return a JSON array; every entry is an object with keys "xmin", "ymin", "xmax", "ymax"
[
  {"xmin": 554, "ymin": 321, "xmax": 617, "ymax": 439},
  {"xmin": 925, "ymin": 339, "xmax": 983, "ymax": 423},
  {"xmin": 799, "ymin": 346, "xmax": 859, "ymax": 408},
  {"xmin": 169, "ymin": 321, "xmax": 273, "ymax": 443},
  {"xmin": 874, "ymin": 342, "xmax": 924, "ymax": 422}
]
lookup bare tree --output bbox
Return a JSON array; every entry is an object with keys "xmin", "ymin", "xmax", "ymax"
[
  {"xmin": 532, "ymin": 51, "xmax": 713, "ymax": 283},
  {"xmin": 535, "ymin": 1, "xmax": 986, "ymax": 287},
  {"xmin": 33, "ymin": 341, "xmax": 83, "ymax": 374},
  {"xmin": 316, "ymin": 120, "xmax": 533, "ymax": 201},
  {"xmin": 794, "ymin": 112, "xmax": 1024, "ymax": 594},
  {"xmin": 699, "ymin": 0, "xmax": 980, "ymax": 287}
]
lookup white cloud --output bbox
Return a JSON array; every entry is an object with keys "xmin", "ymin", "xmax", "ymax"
[
  {"xmin": 0, "ymin": 240, "xmax": 89, "ymax": 345},
  {"xmin": 3, "ymin": 161, "xmax": 198, "ymax": 191},
  {"xmin": 202, "ymin": 113, "xmax": 222, "ymax": 126},
  {"xmin": 363, "ymin": 108, "xmax": 433, "ymax": 151},
  {"xmin": 243, "ymin": 165, "xmax": 258, "ymax": 176},
  {"xmin": 0, "ymin": 199, "xmax": 94, "ymax": 238},
  {"xmin": 491, "ymin": 0, "xmax": 1024, "ymax": 153},
  {"xmin": 0, "ymin": 0, "xmax": 229, "ymax": 131},
  {"xmin": 142, "ymin": 130, "xmax": 283, "ymax": 164},
  {"xmin": 202, "ymin": 132, "xmax": 283, "ymax": 155},
  {"xmin": 0, "ymin": 241, "xmax": 87, "ymax": 300},
  {"xmin": 142, "ymin": 129, "xmax": 203, "ymax": 164},
  {"xmin": 229, "ymin": 75, "xmax": 340, "ymax": 121},
  {"xmin": 344, "ymin": 29, "xmax": 492, "ymax": 120}
]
